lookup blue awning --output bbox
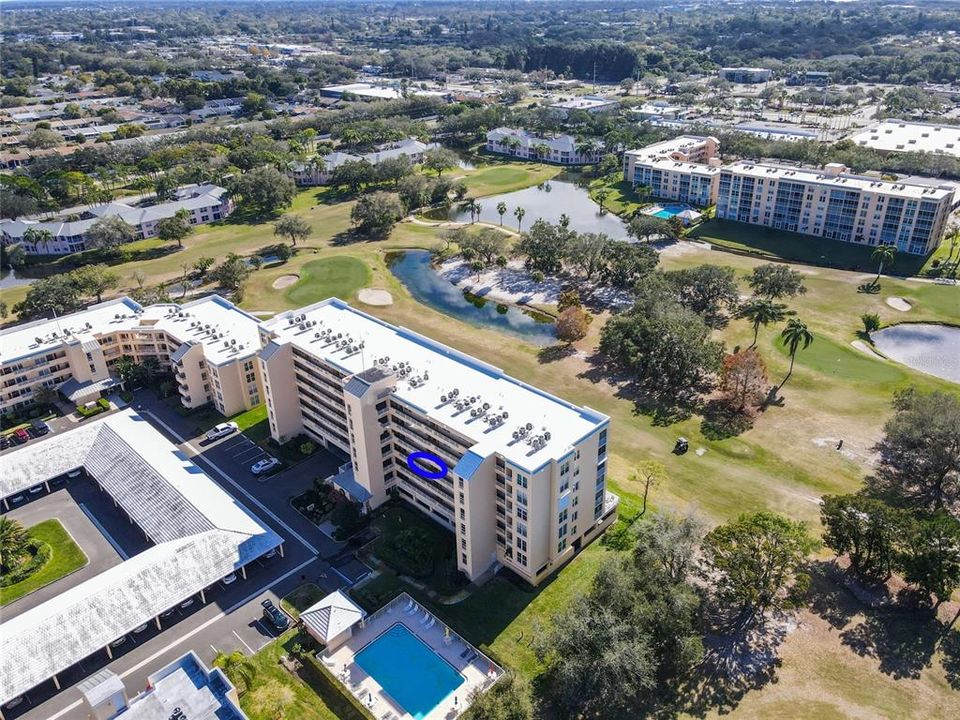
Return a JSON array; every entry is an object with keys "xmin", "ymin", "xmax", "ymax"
[
  {"xmin": 453, "ymin": 450, "xmax": 487, "ymax": 481},
  {"xmin": 330, "ymin": 464, "xmax": 372, "ymax": 503}
]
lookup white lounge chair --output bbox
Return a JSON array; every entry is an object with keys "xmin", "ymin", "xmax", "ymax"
[
  {"xmin": 406, "ymin": 603, "xmax": 419, "ymax": 616},
  {"xmin": 419, "ymin": 611, "xmax": 431, "ymax": 626},
  {"xmin": 402, "ymin": 598, "xmax": 414, "ymax": 613},
  {"xmin": 424, "ymin": 617, "xmax": 436, "ymax": 630}
]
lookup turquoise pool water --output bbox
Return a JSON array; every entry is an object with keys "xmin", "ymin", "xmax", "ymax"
[
  {"xmin": 651, "ymin": 203, "xmax": 689, "ymax": 219},
  {"xmin": 355, "ymin": 623, "xmax": 464, "ymax": 719}
]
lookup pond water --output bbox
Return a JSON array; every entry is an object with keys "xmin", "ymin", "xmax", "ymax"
[
  {"xmin": 445, "ymin": 177, "xmax": 628, "ymax": 238},
  {"xmin": 871, "ymin": 323, "xmax": 960, "ymax": 384},
  {"xmin": 388, "ymin": 250, "xmax": 556, "ymax": 344},
  {"xmin": 0, "ymin": 268, "xmax": 35, "ymax": 290}
]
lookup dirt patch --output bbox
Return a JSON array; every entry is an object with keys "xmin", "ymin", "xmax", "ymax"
[
  {"xmin": 886, "ymin": 296, "xmax": 912, "ymax": 311},
  {"xmin": 272, "ymin": 274, "xmax": 299, "ymax": 289},
  {"xmin": 358, "ymin": 288, "xmax": 393, "ymax": 306}
]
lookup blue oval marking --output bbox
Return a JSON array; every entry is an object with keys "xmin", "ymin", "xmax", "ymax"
[{"xmin": 406, "ymin": 451, "xmax": 448, "ymax": 480}]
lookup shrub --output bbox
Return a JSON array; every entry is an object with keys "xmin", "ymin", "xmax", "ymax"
[
  {"xmin": 0, "ymin": 540, "xmax": 51, "ymax": 587},
  {"xmin": 299, "ymin": 440, "xmax": 317, "ymax": 456}
]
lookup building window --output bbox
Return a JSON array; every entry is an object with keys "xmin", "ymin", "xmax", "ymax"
[{"xmin": 516, "ymin": 474, "xmax": 527, "ymax": 489}]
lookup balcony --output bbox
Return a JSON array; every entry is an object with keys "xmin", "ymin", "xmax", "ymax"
[{"xmin": 603, "ymin": 491, "xmax": 620, "ymax": 516}]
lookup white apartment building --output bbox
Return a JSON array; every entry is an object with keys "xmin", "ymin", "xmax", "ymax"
[
  {"xmin": 288, "ymin": 138, "xmax": 435, "ymax": 187},
  {"xmin": 257, "ymin": 299, "xmax": 617, "ymax": 586},
  {"xmin": 623, "ymin": 135, "xmax": 722, "ymax": 206},
  {"xmin": 0, "ymin": 184, "xmax": 232, "ymax": 256},
  {"xmin": 1, "ymin": 295, "xmax": 263, "ymax": 417},
  {"xmin": 716, "ymin": 161, "xmax": 956, "ymax": 254},
  {"xmin": 847, "ymin": 119, "xmax": 960, "ymax": 159},
  {"xmin": 486, "ymin": 127, "xmax": 603, "ymax": 165}
]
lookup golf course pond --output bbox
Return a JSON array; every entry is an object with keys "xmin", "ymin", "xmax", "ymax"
[
  {"xmin": 388, "ymin": 250, "xmax": 556, "ymax": 344},
  {"xmin": 870, "ymin": 323, "xmax": 960, "ymax": 384}
]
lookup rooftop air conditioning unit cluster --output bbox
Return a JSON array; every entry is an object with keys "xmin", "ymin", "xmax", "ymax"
[
  {"xmin": 439, "ymin": 388, "xmax": 460, "ymax": 404},
  {"xmin": 454, "ymin": 395, "xmax": 480, "ymax": 412},
  {"xmin": 375, "ymin": 356, "xmax": 391, "ymax": 366},
  {"xmin": 486, "ymin": 409, "xmax": 509, "ymax": 428},
  {"xmin": 469, "ymin": 401, "xmax": 491, "ymax": 418},
  {"xmin": 512, "ymin": 423, "xmax": 534, "ymax": 441},
  {"xmin": 392, "ymin": 361, "xmax": 414, "ymax": 378},
  {"xmin": 408, "ymin": 371, "xmax": 429, "ymax": 388},
  {"xmin": 526, "ymin": 427, "xmax": 552, "ymax": 450}
]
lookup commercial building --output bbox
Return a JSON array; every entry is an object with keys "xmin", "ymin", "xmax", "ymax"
[
  {"xmin": 78, "ymin": 652, "xmax": 247, "ymax": 720},
  {"xmin": 0, "ymin": 295, "xmax": 263, "ymax": 417},
  {"xmin": 0, "ymin": 184, "xmax": 232, "ymax": 255},
  {"xmin": 623, "ymin": 135, "xmax": 722, "ymax": 206},
  {"xmin": 847, "ymin": 119, "xmax": 960, "ymax": 159},
  {"xmin": 548, "ymin": 95, "xmax": 619, "ymax": 117},
  {"xmin": 716, "ymin": 161, "xmax": 956, "ymax": 254},
  {"xmin": 719, "ymin": 67, "xmax": 772, "ymax": 83},
  {"xmin": 486, "ymin": 127, "xmax": 603, "ymax": 165},
  {"xmin": 786, "ymin": 70, "xmax": 831, "ymax": 86},
  {"xmin": 0, "ymin": 410, "xmax": 283, "ymax": 708},
  {"xmin": 257, "ymin": 299, "xmax": 617, "ymax": 586}
]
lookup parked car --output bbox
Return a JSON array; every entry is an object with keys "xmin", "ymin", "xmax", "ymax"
[
  {"xmin": 206, "ymin": 421, "xmax": 239, "ymax": 441},
  {"xmin": 133, "ymin": 623, "xmax": 150, "ymax": 634},
  {"xmin": 109, "ymin": 636, "xmax": 127, "ymax": 648},
  {"xmin": 1, "ymin": 435, "xmax": 10, "ymax": 449},
  {"xmin": 221, "ymin": 572, "xmax": 238, "ymax": 586},
  {"xmin": 262, "ymin": 547, "xmax": 279, "ymax": 559},
  {"xmin": 3, "ymin": 696, "xmax": 25, "ymax": 711},
  {"xmin": 261, "ymin": 599, "xmax": 289, "ymax": 631},
  {"xmin": 14, "ymin": 428, "xmax": 30, "ymax": 443},
  {"xmin": 67, "ymin": 468, "xmax": 83, "ymax": 479},
  {"xmin": 8, "ymin": 493, "xmax": 25, "ymax": 505},
  {"xmin": 28, "ymin": 484, "xmax": 44, "ymax": 495},
  {"xmin": 31, "ymin": 419, "xmax": 50, "ymax": 435},
  {"xmin": 179, "ymin": 597, "xmax": 196, "ymax": 610},
  {"xmin": 251, "ymin": 457, "xmax": 280, "ymax": 476}
]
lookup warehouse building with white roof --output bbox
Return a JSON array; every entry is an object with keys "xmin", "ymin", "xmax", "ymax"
[
  {"xmin": 257, "ymin": 298, "xmax": 617, "ymax": 586},
  {"xmin": 0, "ymin": 410, "xmax": 283, "ymax": 709}
]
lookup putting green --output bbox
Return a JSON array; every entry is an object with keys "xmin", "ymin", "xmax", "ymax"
[{"xmin": 283, "ymin": 256, "xmax": 371, "ymax": 305}]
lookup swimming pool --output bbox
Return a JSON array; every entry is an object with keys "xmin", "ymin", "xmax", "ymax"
[
  {"xmin": 649, "ymin": 203, "xmax": 689, "ymax": 219},
  {"xmin": 355, "ymin": 623, "xmax": 464, "ymax": 719}
]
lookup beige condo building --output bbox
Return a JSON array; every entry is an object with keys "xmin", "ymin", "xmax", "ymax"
[
  {"xmin": 257, "ymin": 299, "xmax": 618, "ymax": 586},
  {"xmin": 623, "ymin": 135, "xmax": 722, "ymax": 206},
  {"xmin": 1, "ymin": 295, "xmax": 263, "ymax": 417}
]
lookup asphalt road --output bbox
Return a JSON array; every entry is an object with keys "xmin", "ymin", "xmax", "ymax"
[{"xmin": 5, "ymin": 395, "xmax": 356, "ymax": 720}]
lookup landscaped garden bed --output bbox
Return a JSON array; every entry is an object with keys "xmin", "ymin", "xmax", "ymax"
[
  {"xmin": 76, "ymin": 397, "xmax": 111, "ymax": 418},
  {"xmin": 291, "ymin": 482, "xmax": 336, "ymax": 525},
  {"xmin": 1, "ymin": 518, "xmax": 88, "ymax": 606}
]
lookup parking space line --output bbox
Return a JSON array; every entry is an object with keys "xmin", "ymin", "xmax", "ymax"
[
  {"xmin": 138, "ymin": 410, "xmax": 319, "ymax": 555},
  {"xmin": 78, "ymin": 503, "xmax": 129, "ymax": 560},
  {"xmin": 232, "ymin": 630, "xmax": 255, "ymax": 655}
]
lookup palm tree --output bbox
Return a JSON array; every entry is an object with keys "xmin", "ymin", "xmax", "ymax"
[
  {"xmin": 471, "ymin": 259, "xmax": 485, "ymax": 282},
  {"xmin": 779, "ymin": 318, "xmax": 814, "ymax": 387},
  {"xmin": 595, "ymin": 189, "xmax": 610, "ymax": 214},
  {"xmin": 496, "ymin": 201, "xmax": 507, "ymax": 226},
  {"xmin": 0, "ymin": 516, "xmax": 31, "ymax": 570},
  {"xmin": 213, "ymin": 651, "xmax": 256, "ymax": 694},
  {"xmin": 871, "ymin": 244, "xmax": 896, "ymax": 285},
  {"xmin": 739, "ymin": 298, "xmax": 791, "ymax": 348},
  {"xmin": 513, "ymin": 206, "xmax": 526, "ymax": 232},
  {"xmin": 459, "ymin": 198, "xmax": 480, "ymax": 223}
]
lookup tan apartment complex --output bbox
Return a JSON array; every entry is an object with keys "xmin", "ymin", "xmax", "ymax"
[
  {"xmin": 1, "ymin": 295, "xmax": 263, "ymax": 417},
  {"xmin": 257, "ymin": 299, "xmax": 618, "ymax": 586},
  {"xmin": 716, "ymin": 161, "xmax": 957, "ymax": 255},
  {"xmin": 623, "ymin": 135, "xmax": 722, "ymax": 206}
]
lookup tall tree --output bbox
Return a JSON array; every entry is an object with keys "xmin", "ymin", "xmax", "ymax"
[
  {"xmin": 516, "ymin": 219, "xmax": 570, "ymax": 274},
  {"xmin": 871, "ymin": 244, "xmax": 896, "ymax": 284},
  {"xmin": 71, "ymin": 264, "xmax": 119, "ymax": 303},
  {"xmin": 700, "ymin": 512, "xmax": 818, "ymax": 627},
  {"xmin": 460, "ymin": 671, "xmax": 536, "ymax": 720},
  {"xmin": 899, "ymin": 512, "xmax": 960, "ymax": 608},
  {"xmin": 155, "ymin": 209, "xmax": 194, "ymax": 248},
  {"xmin": 229, "ymin": 166, "xmax": 296, "ymax": 216},
  {"xmin": 738, "ymin": 297, "xmax": 791, "ymax": 347},
  {"xmin": 665, "ymin": 264, "xmax": 739, "ymax": 327},
  {"xmin": 866, "ymin": 388, "xmax": 960, "ymax": 513},
  {"xmin": 273, "ymin": 214, "xmax": 312, "ymax": 246},
  {"xmin": 513, "ymin": 206, "xmax": 526, "ymax": 232},
  {"xmin": 421, "ymin": 147, "xmax": 458, "ymax": 177},
  {"xmin": 86, "ymin": 215, "xmax": 136, "ymax": 250},
  {"xmin": 745, "ymin": 263, "xmax": 807, "ymax": 299},
  {"xmin": 350, "ymin": 192, "xmax": 404, "ymax": 236},
  {"xmin": 496, "ymin": 201, "xmax": 507, "ymax": 226},
  {"xmin": 779, "ymin": 318, "xmax": 814, "ymax": 387},
  {"xmin": 0, "ymin": 516, "xmax": 31, "ymax": 571},
  {"xmin": 821, "ymin": 493, "xmax": 908, "ymax": 583},
  {"xmin": 718, "ymin": 348, "xmax": 769, "ymax": 413}
]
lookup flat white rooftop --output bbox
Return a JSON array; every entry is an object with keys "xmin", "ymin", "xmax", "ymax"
[
  {"xmin": 1, "ymin": 295, "xmax": 262, "ymax": 366},
  {"xmin": 0, "ymin": 410, "xmax": 282, "ymax": 705},
  {"xmin": 722, "ymin": 160, "xmax": 957, "ymax": 201},
  {"xmin": 847, "ymin": 119, "xmax": 960, "ymax": 158},
  {"xmin": 261, "ymin": 299, "xmax": 607, "ymax": 472},
  {"xmin": 550, "ymin": 95, "xmax": 618, "ymax": 110},
  {"xmin": 624, "ymin": 135, "xmax": 717, "ymax": 161}
]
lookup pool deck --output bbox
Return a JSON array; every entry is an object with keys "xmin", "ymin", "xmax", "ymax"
[{"xmin": 322, "ymin": 592, "xmax": 502, "ymax": 720}]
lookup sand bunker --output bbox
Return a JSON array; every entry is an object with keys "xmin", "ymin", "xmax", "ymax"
[
  {"xmin": 272, "ymin": 274, "xmax": 299, "ymax": 289},
  {"xmin": 358, "ymin": 288, "xmax": 393, "ymax": 306},
  {"xmin": 886, "ymin": 296, "xmax": 911, "ymax": 311}
]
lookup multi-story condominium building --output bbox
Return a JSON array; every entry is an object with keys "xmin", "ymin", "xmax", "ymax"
[
  {"xmin": 486, "ymin": 127, "xmax": 603, "ymax": 165},
  {"xmin": 548, "ymin": 95, "xmax": 619, "ymax": 118},
  {"xmin": 720, "ymin": 66, "xmax": 772, "ymax": 83},
  {"xmin": 257, "ymin": 298, "xmax": 618, "ymax": 586},
  {"xmin": 847, "ymin": 119, "xmax": 960, "ymax": 159},
  {"xmin": 716, "ymin": 161, "xmax": 957, "ymax": 254},
  {"xmin": 623, "ymin": 135, "xmax": 722, "ymax": 206},
  {"xmin": 288, "ymin": 138, "xmax": 435, "ymax": 187},
  {"xmin": 1, "ymin": 295, "xmax": 263, "ymax": 417},
  {"xmin": 0, "ymin": 184, "xmax": 232, "ymax": 255}
]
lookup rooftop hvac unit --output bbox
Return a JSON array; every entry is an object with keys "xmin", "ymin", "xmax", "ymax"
[
  {"xmin": 223, "ymin": 340, "xmax": 230, "ymax": 347},
  {"xmin": 337, "ymin": 333, "xmax": 343, "ymax": 339},
  {"xmin": 525, "ymin": 423, "xmax": 533, "ymax": 430},
  {"xmin": 231, "ymin": 339, "xmax": 237, "ymax": 346},
  {"xmin": 299, "ymin": 323, "xmax": 306, "ymax": 330},
  {"xmin": 544, "ymin": 431, "xmax": 551, "ymax": 440},
  {"xmin": 35, "ymin": 336, "xmax": 43, "ymax": 344},
  {"xmin": 503, "ymin": 411, "xmax": 509, "ymax": 418},
  {"xmin": 440, "ymin": 395, "xmax": 448, "ymax": 403},
  {"xmin": 422, "ymin": 371, "xmax": 428, "ymax": 380},
  {"xmin": 314, "ymin": 332, "xmax": 320, "ymax": 339},
  {"xmin": 482, "ymin": 402, "xmax": 490, "ymax": 410}
]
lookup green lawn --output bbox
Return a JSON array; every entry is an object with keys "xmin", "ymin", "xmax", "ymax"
[
  {"xmin": 281, "ymin": 583, "xmax": 327, "ymax": 619},
  {"xmin": 284, "ymin": 256, "xmax": 371, "ymax": 306},
  {"xmin": 0, "ymin": 519, "xmax": 88, "ymax": 606},
  {"xmin": 237, "ymin": 629, "xmax": 366, "ymax": 720},
  {"xmin": 689, "ymin": 219, "xmax": 931, "ymax": 276},
  {"xmin": 589, "ymin": 176, "xmax": 646, "ymax": 217},
  {"xmin": 462, "ymin": 160, "xmax": 561, "ymax": 197}
]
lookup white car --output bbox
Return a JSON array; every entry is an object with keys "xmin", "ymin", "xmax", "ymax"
[
  {"xmin": 251, "ymin": 457, "xmax": 280, "ymax": 476},
  {"xmin": 206, "ymin": 422, "xmax": 239, "ymax": 441},
  {"xmin": 133, "ymin": 623, "xmax": 150, "ymax": 634},
  {"xmin": 221, "ymin": 572, "xmax": 238, "ymax": 586}
]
